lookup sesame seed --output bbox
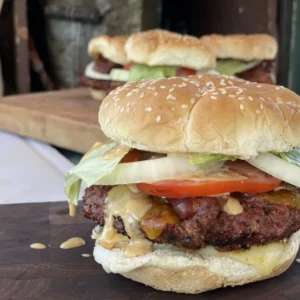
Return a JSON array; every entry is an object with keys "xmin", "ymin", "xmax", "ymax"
[
  {"xmin": 257, "ymin": 85, "xmax": 262, "ymax": 88},
  {"xmin": 171, "ymin": 107, "xmax": 176, "ymax": 111},
  {"xmin": 160, "ymin": 85, "xmax": 166, "ymax": 89},
  {"xmin": 181, "ymin": 104, "xmax": 188, "ymax": 108},
  {"xmin": 191, "ymin": 81, "xmax": 200, "ymax": 87},
  {"xmin": 105, "ymin": 117, "xmax": 111, "ymax": 125},
  {"xmin": 260, "ymin": 104, "xmax": 264, "ymax": 110},
  {"xmin": 126, "ymin": 92, "xmax": 132, "ymax": 97},
  {"xmin": 169, "ymin": 88, "xmax": 175, "ymax": 92},
  {"xmin": 248, "ymin": 96, "xmax": 253, "ymax": 101},
  {"xmin": 211, "ymin": 96, "xmax": 217, "ymax": 100},
  {"xmin": 126, "ymin": 102, "xmax": 131, "ymax": 107},
  {"xmin": 240, "ymin": 104, "xmax": 245, "ymax": 110},
  {"xmin": 182, "ymin": 78, "xmax": 189, "ymax": 81},
  {"xmin": 120, "ymin": 107, "xmax": 124, "ymax": 112},
  {"xmin": 291, "ymin": 109, "xmax": 295, "ymax": 114},
  {"xmin": 104, "ymin": 103, "xmax": 109, "ymax": 108},
  {"xmin": 229, "ymin": 95, "xmax": 235, "ymax": 98},
  {"xmin": 236, "ymin": 88, "xmax": 243, "ymax": 95},
  {"xmin": 245, "ymin": 81, "xmax": 250, "ymax": 85},
  {"xmin": 222, "ymin": 91, "xmax": 227, "ymax": 94},
  {"xmin": 126, "ymin": 107, "xmax": 130, "ymax": 113},
  {"xmin": 228, "ymin": 80, "xmax": 234, "ymax": 85},
  {"xmin": 220, "ymin": 79, "xmax": 226, "ymax": 86},
  {"xmin": 167, "ymin": 94, "xmax": 176, "ymax": 100},
  {"xmin": 212, "ymin": 92, "xmax": 219, "ymax": 95},
  {"xmin": 259, "ymin": 97, "xmax": 265, "ymax": 101},
  {"xmin": 145, "ymin": 107, "xmax": 152, "ymax": 112},
  {"xmin": 178, "ymin": 83, "xmax": 187, "ymax": 88},
  {"xmin": 176, "ymin": 118, "xmax": 183, "ymax": 124},
  {"xmin": 238, "ymin": 97, "xmax": 245, "ymax": 100},
  {"xmin": 256, "ymin": 109, "xmax": 262, "ymax": 114},
  {"xmin": 154, "ymin": 92, "xmax": 158, "ymax": 96},
  {"xmin": 172, "ymin": 84, "xmax": 178, "ymax": 87},
  {"xmin": 191, "ymin": 98, "xmax": 196, "ymax": 104},
  {"xmin": 275, "ymin": 86, "xmax": 281, "ymax": 90},
  {"xmin": 156, "ymin": 115, "xmax": 161, "ymax": 123},
  {"xmin": 140, "ymin": 93, "xmax": 144, "ymax": 98}
]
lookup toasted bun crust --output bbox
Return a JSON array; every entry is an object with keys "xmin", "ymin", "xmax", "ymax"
[
  {"xmin": 99, "ymin": 75, "xmax": 300, "ymax": 158},
  {"xmin": 93, "ymin": 229, "xmax": 300, "ymax": 294},
  {"xmin": 88, "ymin": 35, "xmax": 129, "ymax": 65},
  {"xmin": 125, "ymin": 30, "xmax": 216, "ymax": 70},
  {"xmin": 89, "ymin": 88, "xmax": 107, "ymax": 101},
  {"xmin": 199, "ymin": 34, "xmax": 278, "ymax": 61}
]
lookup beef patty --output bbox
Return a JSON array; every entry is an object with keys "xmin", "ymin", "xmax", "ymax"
[
  {"xmin": 83, "ymin": 185, "xmax": 300, "ymax": 250},
  {"xmin": 81, "ymin": 75, "xmax": 124, "ymax": 92}
]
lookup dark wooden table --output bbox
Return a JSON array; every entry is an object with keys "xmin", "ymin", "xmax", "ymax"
[{"xmin": 1, "ymin": 201, "xmax": 300, "ymax": 300}]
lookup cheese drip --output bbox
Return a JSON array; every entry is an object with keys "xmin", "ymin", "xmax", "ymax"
[
  {"xmin": 98, "ymin": 186, "xmax": 153, "ymax": 257},
  {"xmin": 200, "ymin": 242, "xmax": 286, "ymax": 275}
]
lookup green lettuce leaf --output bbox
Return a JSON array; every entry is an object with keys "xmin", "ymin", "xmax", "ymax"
[
  {"xmin": 64, "ymin": 142, "xmax": 130, "ymax": 205},
  {"xmin": 129, "ymin": 64, "xmax": 176, "ymax": 81},
  {"xmin": 216, "ymin": 59, "xmax": 261, "ymax": 76},
  {"xmin": 188, "ymin": 153, "xmax": 236, "ymax": 165},
  {"xmin": 277, "ymin": 148, "xmax": 300, "ymax": 167}
]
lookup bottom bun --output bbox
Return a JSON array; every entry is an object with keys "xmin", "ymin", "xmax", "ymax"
[
  {"xmin": 93, "ymin": 227, "xmax": 300, "ymax": 294},
  {"xmin": 89, "ymin": 88, "xmax": 107, "ymax": 101}
]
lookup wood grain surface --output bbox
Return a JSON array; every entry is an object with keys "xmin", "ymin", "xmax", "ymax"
[
  {"xmin": 0, "ymin": 88, "xmax": 109, "ymax": 153},
  {"xmin": 1, "ymin": 201, "xmax": 300, "ymax": 300}
]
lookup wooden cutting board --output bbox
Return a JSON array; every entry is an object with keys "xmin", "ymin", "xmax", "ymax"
[
  {"xmin": 1, "ymin": 201, "xmax": 300, "ymax": 300},
  {"xmin": 0, "ymin": 88, "xmax": 109, "ymax": 153}
]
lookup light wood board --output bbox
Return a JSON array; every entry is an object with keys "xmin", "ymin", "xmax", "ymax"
[{"xmin": 0, "ymin": 88, "xmax": 109, "ymax": 153}]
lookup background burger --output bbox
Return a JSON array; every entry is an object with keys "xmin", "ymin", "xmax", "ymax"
[
  {"xmin": 81, "ymin": 35, "xmax": 129, "ymax": 101},
  {"xmin": 65, "ymin": 74, "xmax": 300, "ymax": 293},
  {"xmin": 123, "ymin": 29, "xmax": 216, "ymax": 81},
  {"xmin": 199, "ymin": 34, "xmax": 278, "ymax": 84}
]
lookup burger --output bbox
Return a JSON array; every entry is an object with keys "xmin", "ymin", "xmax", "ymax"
[
  {"xmin": 199, "ymin": 34, "xmax": 278, "ymax": 84},
  {"xmin": 123, "ymin": 29, "xmax": 216, "ymax": 80},
  {"xmin": 65, "ymin": 74, "xmax": 300, "ymax": 293},
  {"xmin": 81, "ymin": 35, "xmax": 129, "ymax": 101}
]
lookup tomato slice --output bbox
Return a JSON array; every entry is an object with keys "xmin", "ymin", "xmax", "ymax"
[
  {"xmin": 124, "ymin": 64, "xmax": 132, "ymax": 70},
  {"xmin": 176, "ymin": 67, "xmax": 197, "ymax": 77},
  {"xmin": 137, "ymin": 161, "xmax": 281, "ymax": 198}
]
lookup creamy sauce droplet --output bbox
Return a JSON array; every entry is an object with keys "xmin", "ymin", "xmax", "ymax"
[
  {"xmin": 30, "ymin": 243, "xmax": 46, "ymax": 250},
  {"xmin": 223, "ymin": 197, "xmax": 243, "ymax": 215},
  {"xmin": 60, "ymin": 237, "xmax": 85, "ymax": 249},
  {"xmin": 81, "ymin": 253, "xmax": 91, "ymax": 257}
]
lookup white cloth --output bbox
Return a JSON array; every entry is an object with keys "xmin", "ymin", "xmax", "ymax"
[{"xmin": 0, "ymin": 130, "xmax": 76, "ymax": 204}]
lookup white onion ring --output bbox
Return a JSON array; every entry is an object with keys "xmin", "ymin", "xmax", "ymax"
[
  {"xmin": 248, "ymin": 153, "xmax": 300, "ymax": 188},
  {"xmin": 95, "ymin": 156, "xmax": 224, "ymax": 185}
]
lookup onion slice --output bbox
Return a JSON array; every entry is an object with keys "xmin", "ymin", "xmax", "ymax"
[
  {"xmin": 247, "ymin": 153, "xmax": 300, "ymax": 188},
  {"xmin": 95, "ymin": 156, "xmax": 224, "ymax": 185}
]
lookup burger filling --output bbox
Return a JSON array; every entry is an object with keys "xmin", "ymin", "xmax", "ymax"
[
  {"xmin": 216, "ymin": 59, "xmax": 276, "ymax": 84},
  {"xmin": 65, "ymin": 142, "xmax": 300, "ymax": 273}
]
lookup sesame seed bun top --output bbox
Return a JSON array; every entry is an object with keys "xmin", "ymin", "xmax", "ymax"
[
  {"xmin": 125, "ymin": 30, "xmax": 216, "ymax": 70},
  {"xmin": 99, "ymin": 75, "xmax": 300, "ymax": 158},
  {"xmin": 199, "ymin": 34, "xmax": 278, "ymax": 61}
]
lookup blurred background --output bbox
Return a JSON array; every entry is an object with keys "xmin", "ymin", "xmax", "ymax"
[{"xmin": 1, "ymin": 0, "xmax": 299, "ymax": 96}]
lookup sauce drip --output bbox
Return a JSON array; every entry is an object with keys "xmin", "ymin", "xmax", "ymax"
[
  {"xmin": 104, "ymin": 145, "xmax": 131, "ymax": 160},
  {"xmin": 60, "ymin": 237, "xmax": 85, "ymax": 249},
  {"xmin": 30, "ymin": 243, "xmax": 46, "ymax": 250},
  {"xmin": 68, "ymin": 199, "xmax": 76, "ymax": 217},
  {"xmin": 98, "ymin": 186, "xmax": 152, "ymax": 257}
]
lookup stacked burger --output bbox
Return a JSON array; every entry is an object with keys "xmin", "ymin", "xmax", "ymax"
[
  {"xmin": 66, "ymin": 74, "xmax": 300, "ymax": 293},
  {"xmin": 199, "ymin": 34, "xmax": 278, "ymax": 83},
  {"xmin": 82, "ymin": 30, "xmax": 216, "ymax": 100}
]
